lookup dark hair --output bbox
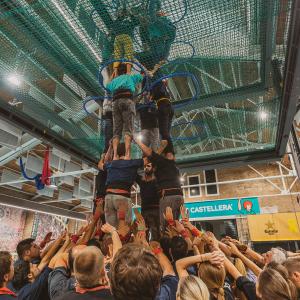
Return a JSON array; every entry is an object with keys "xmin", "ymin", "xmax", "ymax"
[
  {"xmin": 16, "ymin": 238, "xmax": 35, "ymax": 259},
  {"xmin": 150, "ymin": 82, "xmax": 170, "ymax": 101},
  {"xmin": 117, "ymin": 63, "xmax": 127, "ymax": 76},
  {"xmin": 12, "ymin": 260, "xmax": 30, "ymax": 290},
  {"xmin": 111, "ymin": 244, "xmax": 163, "ymax": 300},
  {"xmin": 0, "ymin": 251, "xmax": 12, "ymax": 287},
  {"xmin": 117, "ymin": 143, "xmax": 126, "ymax": 157},
  {"xmin": 87, "ymin": 238, "xmax": 101, "ymax": 249},
  {"xmin": 170, "ymin": 236, "xmax": 188, "ymax": 261}
]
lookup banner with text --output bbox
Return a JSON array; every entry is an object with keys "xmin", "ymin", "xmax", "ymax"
[{"xmin": 185, "ymin": 197, "xmax": 260, "ymax": 220}]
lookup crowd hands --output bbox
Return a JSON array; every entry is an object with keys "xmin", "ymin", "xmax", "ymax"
[{"xmin": 1, "ymin": 201, "xmax": 300, "ymax": 300}]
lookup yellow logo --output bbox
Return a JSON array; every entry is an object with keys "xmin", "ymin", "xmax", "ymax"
[{"xmin": 264, "ymin": 221, "xmax": 278, "ymax": 235}]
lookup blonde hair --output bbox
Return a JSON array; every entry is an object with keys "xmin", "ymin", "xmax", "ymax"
[
  {"xmin": 198, "ymin": 261, "xmax": 226, "ymax": 300},
  {"xmin": 258, "ymin": 263, "xmax": 298, "ymax": 300},
  {"xmin": 176, "ymin": 275, "xmax": 210, "ymax": 300}
]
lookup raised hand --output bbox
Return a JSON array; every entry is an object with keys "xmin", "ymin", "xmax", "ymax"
[
  {"xmin": 101, "ymin": 223, "xmax": 117, "ymax": 234},
  {"xmin": 163, "ymin": 207, "xmax": 174, "ymax": 225},
  {"xmin": 205, "ymin": 251, "xmax": 224, "ymax": 267},
  {"xmin": 180, "ymin": 205, "xmax": 190, "ymax": 222}
]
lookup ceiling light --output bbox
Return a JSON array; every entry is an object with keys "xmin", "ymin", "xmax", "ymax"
[
  {"xmin": 7, "ymin": 74, "xmax": 22, "ymax": 87},
  {"xmin": 259, "ymin": 111, "xmax": 268, "ymax": 120},
  {"xmin": 136, "ymin": 133, "xmax": 142, "ymax": 141}
]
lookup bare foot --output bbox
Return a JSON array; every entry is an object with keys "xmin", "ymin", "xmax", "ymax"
[
  {"xmin": 113, "ymin": 155, "xmax": 119, "ymax": 161},
  {"xmin": 124, "ymin": 155, "xmax": 131, "ymax": 160}
]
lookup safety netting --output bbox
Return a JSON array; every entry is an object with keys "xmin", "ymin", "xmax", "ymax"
[{"xmin": 0, "ymin": 0, "xmax": 293, "ymax": 163}]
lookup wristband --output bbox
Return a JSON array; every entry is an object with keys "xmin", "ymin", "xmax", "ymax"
[
  {"xmin": 71, "ymin": 234, "xmax": 80, "ymax": 244},
  {"xmin": 191, "ymin": 228, "xmax": 201, "ymax": 237},
  {"xmin": 180, "ymin": 229, "xmax": 188, "ymax": 239},
  {"xmin": 167, "ymin": 219, "xmax": 175, "ymax": 226},
  {"xmin": 118, "ymin": 210, "xmax": 126, "ymax": 220},
  {"xmin": 152, "ymin": 247, "xmax": 163, "ymax": 255},
  {"xmin": 137, "ymin": 224, "xmax": 146, "ymax": 231}
]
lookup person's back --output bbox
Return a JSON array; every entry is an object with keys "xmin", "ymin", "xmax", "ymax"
[
  {"xmin": 106, "ymin": 158, "xmax": 143, "ymax": 191},
  {"xmin": 107, "ymin": 73, "xmax": 143, "ymax": 94},
  {"xmin": 105, "ymin": 143, "xmax": 143, "ymax": 227}
]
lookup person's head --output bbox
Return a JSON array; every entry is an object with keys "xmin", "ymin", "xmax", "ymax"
[
  {"xmin": 117, "ymin": 63, "xmax": 127, "ymax": 76},
  {"xmin": 12, "ymin": 260, "xmax": 41, "ymax": 290},
  {"xmin": 117, "ymin": 143, "xmax": 126, "ymax": 158},
  {"xmin": 150, "ymin": 82, "xmax": 170, "ymax": 101},
  {"xmin": 110, "ymin": 243, "xmax": 163, "ymax": 300},
  {"xmin": 68, "ymin": 245, "xmax": 87, "ymax": 274},
  {"xmin": 144, "ymin": 161, "xmax": 153, "ymax": 175},
  {"xmin": 176, "ymin": 275, "xmax": 210, "ymax": 300},
  {"xmin": 170, "ymin": 236, "xmax": 188, "ymax": 262},
  {"xmin": 257, "ymin": 262, "xmax": 298, "ymax": 300},
  {"xmin": 284, "ymin": 258, "xmax": 300, "ymax": 289},
  {"xmin": 16, "ymin": 238, "xmax": 40, "ymax": 261},
  {"xmin": 263, "ymin": 247, "xmax": 287, "ymax": 265},
  {"xmin": 198, "ymin": 262, "xmax": 226, "ymax": 300},
  {"xmin": 0, "ymin": 251, "xmax": 14, "ymax": 288},
  {"xmin": 74, "ymin": 246, "xmax": 104, "ymax": 288}
]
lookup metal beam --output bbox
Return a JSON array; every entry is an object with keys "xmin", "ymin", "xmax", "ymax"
[
  {"xmin": 276, "ymin": 0, "xmax": 300, "ymax": 156},
  {"xmin": 0, "ymin": 136, "xmax": 41, "ymax": 166},
  {"xmin": 0, "ymin": 193, "xmax": 86, "ymax": 220},
  {"xmin": 175, "ymin": 83, "xmax": 266, "ymax": 113}
]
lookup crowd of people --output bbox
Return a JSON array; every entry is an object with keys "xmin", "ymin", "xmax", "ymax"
[
  {"xmin": 1, "ymin": 198, "xmax": 300, "ymax": 300},
  {"xmin": 1, "ymin": 2, "xmax": 300, "ymax": 300}
]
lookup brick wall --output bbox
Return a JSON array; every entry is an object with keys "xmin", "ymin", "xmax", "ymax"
[{"xmin": 183, "ymin": 162, "xmax": 300, "ymax": 214}]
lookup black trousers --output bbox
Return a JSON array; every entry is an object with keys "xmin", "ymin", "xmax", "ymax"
[
  {"xmin": 158, "ymin": 102, "xmax": 174, "ymax": 152},
  {"xmin": 142, "ymin": 207, "xmax": 160, "ymax": 241}
]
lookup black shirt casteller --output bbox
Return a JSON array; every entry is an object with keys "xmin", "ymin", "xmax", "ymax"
[
  {"xmin": 149, "ymin": 152, "xmax": 181, "ymax": 191},
  {"xmin": 136, "ymin": 175, "xmax": 160, "ymax": 209}
]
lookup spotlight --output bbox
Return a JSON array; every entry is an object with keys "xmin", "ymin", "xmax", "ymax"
[
  {"xmin": 7, "ymin": 74, "xmax": 22, "ymax": 86},
  {"xmin": 259, "ymin": 111, "xmax": 268, "ymax": 120},
  {"xmin": 136, "ymin": 133, "xmax": 142, "ymax": 141},
  {"xmin": 180, "ymin": 177, "xmax": 185, "ymax": 183}
]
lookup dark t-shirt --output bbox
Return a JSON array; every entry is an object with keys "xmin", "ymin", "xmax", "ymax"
[
  {"xmin": 56, "ymin": 288, "xmax": 114, "ymax": 300},
  {"xmin": 136, "ymin": 175, "xmax": 159, "ymax": 209},
  {"xmin": 150, "ymin": 152, "xmax": 181, "ymax": 190},
  {"xmin": 156, "ymin": 275, "xmax": 178, "ymax": 300},
  {"xmin": 18, "ymin": 267, "xmax": 52, "ymax": 300},
  {"xmin": 105, "ymin": 159, "xmax": 143, "ymax": 192},
  {"xmin": 139, "ymin": 104, "xmax": 159, "ymax": 130},
  {"xmin": 236, "ymin": 276, "xmax": 257, "ymax": 300},
  {"xmin": 48, "ymin": 267, "xmax": 75, "ymax": 300}
]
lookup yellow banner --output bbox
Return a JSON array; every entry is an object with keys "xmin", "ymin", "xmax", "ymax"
[{"xmin": 247, "ymin": 213, "xmax": 300, "ymax": 241}]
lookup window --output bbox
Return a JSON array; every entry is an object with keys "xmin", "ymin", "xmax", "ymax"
[
  {"xmin": 204, "ymin": 169, "xmax": 219, "ymax": 196},
  {"xmin": 188, "ymin": 175, "xmax": 201, "ymax": 197}
]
